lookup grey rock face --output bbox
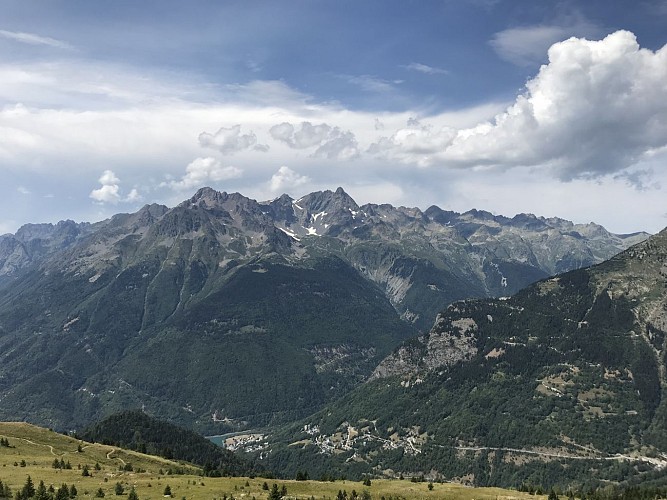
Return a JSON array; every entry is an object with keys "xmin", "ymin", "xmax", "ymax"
[{"xmin": 370, "ymin": 314, "xmax": 479, "ymax": 380}]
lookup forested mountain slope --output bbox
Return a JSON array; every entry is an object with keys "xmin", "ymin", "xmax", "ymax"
[{"xmin": 261, "ymin": 229, "xmax": 667, "ymax": 490}]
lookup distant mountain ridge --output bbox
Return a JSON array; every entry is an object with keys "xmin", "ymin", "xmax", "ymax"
[
  {"xmin": 0, "ymin": 187, "xmax": 649, "ymax": 432},
  {"xmin": 0, "ymin": 187, "xmax": 648, "ymax": 331}
]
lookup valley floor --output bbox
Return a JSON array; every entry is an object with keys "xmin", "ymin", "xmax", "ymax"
[{"xmin": 0, "ymin": 422, "xmax": 542, "ymax": 499}]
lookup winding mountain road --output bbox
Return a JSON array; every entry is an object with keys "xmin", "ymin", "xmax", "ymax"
[
  {"xmin": 450, "ymin": 445, "xmax": 667, "ymax": 469},
  {"xmin": 106, "ymin": 448, "xmax": 127, "ymax": 466}
]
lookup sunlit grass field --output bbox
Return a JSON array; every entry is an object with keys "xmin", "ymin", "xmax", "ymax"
[{"xmin": 1, "ymin": 422, "xmax": 542, "ymax": 499}]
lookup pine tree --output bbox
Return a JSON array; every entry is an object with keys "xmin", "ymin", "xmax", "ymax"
[
  {"xmin": 163, "ymin": 485, "xmax": 172, "ymax": 497},
  {"xmin": 95, "ymin": 488, "xmax": 105, "ymax": 498},
  {"xmin": 1, "ymin": 481, "xmax": 11, "ymax": 499},
  {"xmin": 128, "ymin": 487, "xmax": 139, "ymax": 500},
  {"xmin": 21, "ymin": 476, "xmax": 36, "ymax": 499},
  {"xmin": 55, "ymin": 484, "xmax": 70, "ymax": 500},
  {"xmin": 34, "ymin": 480, "xmax": 49, "ymax": 500},
  {"xmin": 114, "ymin": 482, "xmax": 124, "ymax": 495},
  {"xmin": 70, "ymin": 484, "xmax": 77, "ymax": 498},
  {"xmin": 267, "ymin": 484, "xmax": 282, "ymax": 500},
  {"xmin": 0, "ymin": 480, "xmax": 12, "ymax": 500}
]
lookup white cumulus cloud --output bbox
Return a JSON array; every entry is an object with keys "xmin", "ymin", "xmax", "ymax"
[
  {"xmin": 269, "ymin": 166, "xmax": 310, "ymax": 193},
  {"xmin": 198, "ymin": 124, "xmax": 268, "ymax": 154},
  {"xmin": 90, "ymin": 170, "xmax": 122, "ymax": 204},
  {"xmin": 166, "ymin": 157, "xmax": 243, "ymax": 191},
  {"xmin": 373, "ymin": 31, "xmax": 667, "ymax": 184},
  {"xmin": 368, "ymin": 119, "xmax": 457, "ymax": 167},
  {"xmin": 269, "ymin": 121, "xmax": 360, "ymax": 160},
  {"xmin": 125, "ymin": 188, "xmax": 142, "ymax": 202}
]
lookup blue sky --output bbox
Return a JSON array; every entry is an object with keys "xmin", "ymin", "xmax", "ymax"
[{"xmin": 2, "ymin": 0, "xmax": 667, "ymax": 234}]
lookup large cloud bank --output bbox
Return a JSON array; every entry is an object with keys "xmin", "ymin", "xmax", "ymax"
[
  {"xmin": 371, "ymin": 30, "xmax": 667, "ymax": 181},
  {"xmin": 2, "ymin": 30, "xmax": 667, "ymax": 234}
]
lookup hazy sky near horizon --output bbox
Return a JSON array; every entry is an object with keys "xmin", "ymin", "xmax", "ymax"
[{"xmin": 2, "ymin": 0, "xmax": 667, "ymax": 234}]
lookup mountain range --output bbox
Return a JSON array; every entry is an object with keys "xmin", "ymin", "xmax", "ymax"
[{"xmin": 0, "ymin": 187, "xmax": 650, "ymax": 436}]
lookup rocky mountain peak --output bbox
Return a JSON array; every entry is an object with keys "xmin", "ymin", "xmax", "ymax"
[
  {"xmin": 298, "ymin": 187, "xmax": 359, "ymax": 213},
  {"xmin": 462, "ymin": 208, "xmax": 496, "ymax": 221},
  {"xmin": 274, "ymin": 193, "xmax": 294, "ymax": 204},
  {"xmin": 424, "ymin": 205, "xmax": 458, "ymax": 225},
  {"xmin": 14, "ymin": 223, "xmax": 59, "ymax": 242},
  {"xmin": 577, "ymin": 222, "xmax": 611, "ymax": 239},
  {"xmin": 187, "ymin": 186, "xmax": 227, "ymax": 207},
  {"xmin": 181, "ymin": 188, "xmax": 269, "ymax": 224},
  {"xmin": 509, "ymin": 213, "xmax": 549, "ymax": 231},
  {"xmin": 264, "ymin": 194, "xmax": 297, "ymax": 224},
  {"xmin": 183, "ymin": 187, "xmax": 250, "ymax": 210},
  {"xmin": 140, "ymin": 203, "xmax": 170, "ymax": 219}
]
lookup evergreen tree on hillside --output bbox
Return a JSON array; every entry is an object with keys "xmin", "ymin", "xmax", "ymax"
[
  {"xmin": 267, "ymin": 484, "xmax": 282, "ymax": 500},
  {"xmin": 0, "ymin": 480, "xmax": 11, "ymax": 499},
  {"xmin": 55, "ymin": 484, "xmax": 70, "ymax": 500},
  {"xmin": 21, "ymin": 476, "xmax": 35, "ymax": 499},
  {"xmin": 34, "ymin": 481, "xmax": 49, "ymax": 500}
]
